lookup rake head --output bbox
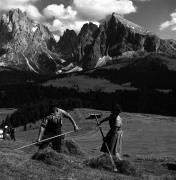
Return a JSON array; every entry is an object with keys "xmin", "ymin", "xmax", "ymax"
[{"xmin": 89, "ymin": 113, "xmax": 102, "ymax": 118}]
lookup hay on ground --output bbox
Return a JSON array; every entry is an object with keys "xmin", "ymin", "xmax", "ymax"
[
  {"xmin": 32, "ymin": 148, "xmax": 71, "ymax": 168},
  {"xmin": 61, "ymin": 139, "xmax": 85, "ymax": 157},
  {"xmin": 85, "ymin": 154, "xmax": 137, "ymax": 176},
  {"xmin": 32, "ymin": 141, "xmax": 85, "ymax": 170}
]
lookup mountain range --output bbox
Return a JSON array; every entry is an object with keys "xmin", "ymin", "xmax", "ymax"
[{"xmin": 0, "ymin": 9, "xmax": 176, "ymax": 75}]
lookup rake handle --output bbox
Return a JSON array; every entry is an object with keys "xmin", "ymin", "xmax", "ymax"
[
  {"xmin": 14, "ymin": 130, "xmax": 75, "ymax": 151},
  {"xmin": 94, "ymin": 115, "xmax": 118, "ymax": 172}
]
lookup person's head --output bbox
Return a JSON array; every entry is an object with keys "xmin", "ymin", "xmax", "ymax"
[
  {"xmin": 111, "ymin": 104, "xmax": 122, "ymax": 115},
  {"xmin": 49, "ymin": 104, "xmax": 58, "ymax": 114}
]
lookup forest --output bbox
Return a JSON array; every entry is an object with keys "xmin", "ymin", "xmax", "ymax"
[{"xmin": 1, "ymin": 83, "xmax": 176, "ymax": 128}]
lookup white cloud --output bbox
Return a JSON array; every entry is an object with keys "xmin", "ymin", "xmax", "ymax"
[
  {"xmin": 44, "ymin": 17, "xmax": 99, "ymax": 36},
  {"xmin": 135, "ymin": 0, "xmax": 150, "ymax": 2},
  {"xmin": 160, "ymin": 21, "xmax": 172, "ymax": 30},
  {"xmin": 73, "ymin": 0, "xmax": 137, "ymax": 21},
  {"xmin": 160, "ymin": 10, "xmax": 176, "ymax": 31},
  {"xmin": 0, "ymin": 0, "xmax": 138, "ymax": 41},
  {"xmin": 0, "ymin": 0, "xmax": 38, "ymax": 10},
  {"xmin": 43, "ymin": 4, "xmax": 77, "ymax": 20},
  {"xmin": 53, "ymin": 34, "xmax": 60, "ymax": 42},
  {"xmin": 42, "ymin": 0, "xmax": 136, "ymax": 40},
  {"xmin": 25, "ymin": 5, "xmax": 43, "ymax": 20},
  {"xmin": 42, "ymin": 3, "xmax": 99, "ymax": 37},
  {"xmin": 0, "ymin": 0, "xmax": 42, "ymax": 20}
]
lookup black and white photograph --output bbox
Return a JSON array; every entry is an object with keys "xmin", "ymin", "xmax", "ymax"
[{"xmin": 0, "ymin": 0, "xmax": 176, "ymax": 179}]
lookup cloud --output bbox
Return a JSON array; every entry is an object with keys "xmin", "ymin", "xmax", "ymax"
[
  {"xmin": 160, "ymin": 10, "xmax": 176, "ymax": 31},
  {"xmin": 73, "ymin": 0, "xmax": 137, "ymax": 21},
  {"xmin": 0, "ymin": 0, "xmax": 42, "ymax": 20},
  {"xmin": 25, "ymin": 5, "xmax": 43, "ymax": 20},
  {"xmin": 42, "ymin": 0, "xmax": 137, "ymax": 40},
  {"xmin": 44, "ymin": 15, "xmax": 99, "ymax": 36},
  {"xmin": 42, "ymin": 3, "xmax": 99, "ymax": 37},
  {"xmin": 43, "ymin": 4, "xmax": 77, "ymax": 20},
  {"xmin": 0, "ymin": 0, "xmax": 138, "ymax": 41},
  {"xmin": 53, "ymin": 34, "xmax": 60, "ymax": 42},
  {"xmin": 134, "ymin": 0, "xmax": 150, "ymax": 2},
  {"xmin": 0, "ymin": 0, "xmax": 38, "ymax": 10}
]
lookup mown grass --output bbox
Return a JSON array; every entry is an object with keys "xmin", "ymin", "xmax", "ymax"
[
  {"xmin": 0, "ymin": 108, "xmax": 176, "ymax": 179},
  {"xmin": 0, "ymin": 140, "xmax": 176, "ymax": 180},
  {"xmin": 0, "ymin": 141, "xmax": 137, "ymax": 180}
]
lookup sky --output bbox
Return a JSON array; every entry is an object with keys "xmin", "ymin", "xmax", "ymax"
[{"xmin": 0, "ymin": 0, "xmax": 176, "ymax": 41}]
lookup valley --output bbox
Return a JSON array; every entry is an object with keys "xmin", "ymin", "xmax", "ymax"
[{"xmin": 0, "ymin": 6, "xmax": 176, "ymax": 180}]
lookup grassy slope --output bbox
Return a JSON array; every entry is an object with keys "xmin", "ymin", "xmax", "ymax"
[
  {"xmin": 0, "ymin": 108, "xmax": 176, "ymax": 179},
  {"xmin": 42, "ymin": 53, "xmax": 176, "ymax": 92},
  {"xmin": 42, "ymin": 75, "xmax": 137, "ymax": 92}
]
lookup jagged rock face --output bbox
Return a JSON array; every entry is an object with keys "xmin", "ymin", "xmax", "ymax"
[
  {"xmin": 58, "ymin": 13, "xmax": 176, "ymax": 70},
  {"xmin": 57, "ymin": 22, "xmax": 99, "ymax": 70},
  {"xmin": 57, "ymin": 29, "xmax": 78, "ymax": 62},
  {"xmin": 0, "ymin": 9, "xmax": 60, "ymax": 74},
  {"xmin": 77, "ymin": 23, "xmax": 99, "ymax": 69},
  {"xmin": 93, "ymin": 14, "xmax": 163, "ymax": 60}
]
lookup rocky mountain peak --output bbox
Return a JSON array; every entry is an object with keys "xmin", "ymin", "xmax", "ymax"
[
  {"xmin": 111, "ymin": 13, "xmax": 150, "ymax": 35},
  {"xmin": 1, "ymin": 9, "xmax": 176, "ymax": 75},
  {"xmin": 79, "ymin": 22, "xmax": 99, "ymax": 38},
  {"xmin": 57, "ymin": 12, "xmax": 176, "ymax": 70},
  {"xmin": 0, "ymin": 9, "xmax": 61, "ymax": 74},
  {"xmin": 57, "ymin": 29, "xmax": 78, "ymax": 62}
]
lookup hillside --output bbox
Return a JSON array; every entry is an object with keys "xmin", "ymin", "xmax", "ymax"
[{"xmin": 0, "ymin": 108, "xmax": 176, "ymax": 179}]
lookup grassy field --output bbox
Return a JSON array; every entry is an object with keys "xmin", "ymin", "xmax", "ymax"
[
  {"xmin": 0, "ymin": 108, "xmax": 176, "ymax": 179},
  {"xmin": 42, "ymin": 75, "xmax": 137, "ymax": 92},
  {"xmin": 15, "ymin": 108, "xmax": 176, "ymax": 158}
]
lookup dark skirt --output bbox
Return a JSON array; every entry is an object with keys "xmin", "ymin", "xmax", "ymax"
[{"xmin": 100, "ymin": 128, "xmax": 123, "ymax": 155}]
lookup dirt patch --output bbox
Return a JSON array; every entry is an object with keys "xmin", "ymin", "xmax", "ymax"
[{"xmin": 85, "ymin": 154, "xmax": 137, "ymax": 176}]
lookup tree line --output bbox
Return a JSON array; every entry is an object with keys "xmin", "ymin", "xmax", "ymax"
[{"xmin": 1, "ymin": 83, "xmax": 176, "ymax": 128}]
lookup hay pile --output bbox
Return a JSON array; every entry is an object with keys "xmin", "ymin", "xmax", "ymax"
[
  {"xmin": 32, "ymin": 148, "xmax": 71, "ymax": 167},
  {"xmin": 32, "ymin": 140, "xmax": 85, "ymax": 169},
  {"xmin": 61, "ymin": 139, "xmax": 85, "ymax": 157},
  {"xmin": 85, "ymin": 154, "xmax": 137, "ymax": 176}
]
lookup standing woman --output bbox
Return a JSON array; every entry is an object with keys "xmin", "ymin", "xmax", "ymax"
[{"xmin": 99, "ymin": 104, "xmax": 123, "ymax": 160}]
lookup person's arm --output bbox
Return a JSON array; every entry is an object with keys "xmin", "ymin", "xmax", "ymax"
[
  {"xmin": 60, "ymin": 109, "xmax": 79, "ymax": 131},
  {"xmin": 99, "ymin": 115, "xmax": 111, "ymax": 125},
  {"xmin": 116, "ymin": 115, "xmax": 122, "ymax": 128},
  {"xmin": 37, "ymin": 118, "xmax": 48, "ymax": 142},
  {"xmin": 37, "ymin": 126, "xmax": 45, "ymax": 142}
]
